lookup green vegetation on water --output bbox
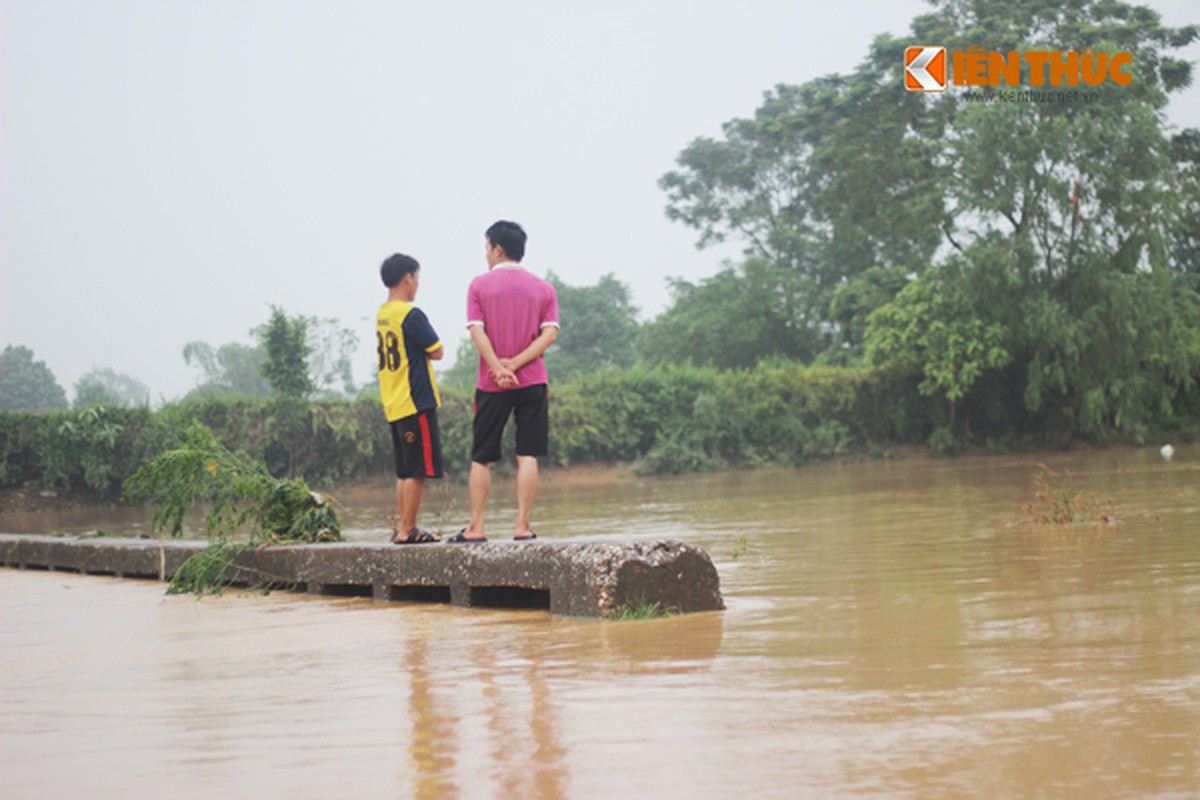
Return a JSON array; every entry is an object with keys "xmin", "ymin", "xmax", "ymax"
[
  {"xmin": 609, "ymin": 601, "xmax": 680, "ymax": 621},
  {"xmin": 1020, "ymin": 463, "xmax": 1123, "ymax": 527}
]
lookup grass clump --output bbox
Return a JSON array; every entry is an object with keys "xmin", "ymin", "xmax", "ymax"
[
  {"xmin": 1020, "ymin": 463, "xmax": 1122, "ymax": 526},
  {"xmin": 609, "ymin": 601, "xmax": 680, "ymax": 621},
  {"xmin": 731, "ymin": 535, "xmax": 749, "ymax": 561}
]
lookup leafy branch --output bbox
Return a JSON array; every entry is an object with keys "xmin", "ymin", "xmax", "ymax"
[{"xmin": 122, "ymin": 420, "xmax": 341, "ymax": 594}]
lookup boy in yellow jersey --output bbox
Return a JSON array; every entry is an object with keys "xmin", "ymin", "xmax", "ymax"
[{"xmin": 376, "ymin": 254, "xmax": 444, "ymax": 543}]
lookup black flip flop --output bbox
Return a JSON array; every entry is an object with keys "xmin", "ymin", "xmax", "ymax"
[
  {"xmin": 392, "ymin": 527, "xmax": 439, "ymax": 544},
  {"xmin": 514, "ymin": 530, "xmax": 537, "ymax": 541},
  {"xmin": 446, "ymin": 529, "xmax": 487, "ymax": 544}
]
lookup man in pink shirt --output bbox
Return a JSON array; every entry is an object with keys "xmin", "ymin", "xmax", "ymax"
[{"xmin": 449, "ymin": 220, "xmax": 559, "ymax": 543}]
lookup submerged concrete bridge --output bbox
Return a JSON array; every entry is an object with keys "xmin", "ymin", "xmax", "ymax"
[{"xmin": 0, "ymin": 533, "xmax": 724, "ymax": 618}]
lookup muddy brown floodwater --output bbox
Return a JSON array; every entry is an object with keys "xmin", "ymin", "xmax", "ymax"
[{"xmin": 2, "ymin": 445, "xmax": 1198, "ymax": 798}]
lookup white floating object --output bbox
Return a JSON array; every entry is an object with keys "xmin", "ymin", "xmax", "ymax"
[{"xmin": 1160, "ymin": 444, "xmax": 1175, "ymax": 461}]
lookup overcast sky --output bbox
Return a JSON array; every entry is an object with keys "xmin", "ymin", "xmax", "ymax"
[{"xmin": 2, "ymin": 0, "xmax": 1197, "ymax": 403}]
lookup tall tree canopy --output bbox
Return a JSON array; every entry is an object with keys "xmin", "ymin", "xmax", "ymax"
[
  {"xmin": 660, "ymin": 0, "xmax": 1200, "ymax": 441},
  {"xmin": 640, "ymin": 258, "xmax": 816, "ymax": 368},
  {"xmin": 544, "ymin": 272, "xmax": 640, "ymax": 378},
  {"xmin": 184, "ymin": 311, "xmax": 357, "ymax": 400},
  {"xmin": 660, "ymin": 53, "xmax": 946, "ymax": 359},
  {"xmin": 258, "ymin": 306, "xmax": 314, "ymax": 400},
  {"xmin": 183, "ymin": 341, "xmax": 274, "ymax": 398},
  {"xmin": 74, "ymin": 367, "xmax": 150, "ymax": 408},
  {"xmin": 0, "ymin": 345, "xmax": 68, "ymax": 411},
  {"xmin": 304, "ymin": 317, "xmax": 358, "ymax": 398}
]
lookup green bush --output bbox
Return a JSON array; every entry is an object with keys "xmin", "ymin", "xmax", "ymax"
[
  {"xmin": 0, "ymin": 412, "xmax": 43, "ymax": 488},
  {"xmin": 0, "ymin": 362, "xmax": 935, "ymax": 498},
  {"xmin": 27, "ymin": 406, "xmax": 152, "ymax": 498},
  {"xmin": 543, "ymin": 362, "xmax": 920, "ymax": 474}
]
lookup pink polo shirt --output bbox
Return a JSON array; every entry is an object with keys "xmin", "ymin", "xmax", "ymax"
[{"xmin": 467, "ymin": 263, "xmax": 559, "ymax": 392}]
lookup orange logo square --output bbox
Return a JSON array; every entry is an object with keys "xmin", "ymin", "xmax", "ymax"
[{"xmin": 905, "ymin": 46, "xmax": 947, "ymax": 92}]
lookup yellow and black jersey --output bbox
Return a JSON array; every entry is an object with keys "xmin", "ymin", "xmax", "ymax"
[{"xmin": 376, "ymin": 301, "xmax": 441, "ymax": 421}]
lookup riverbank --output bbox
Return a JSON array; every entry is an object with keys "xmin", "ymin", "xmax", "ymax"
[
  {"xmin": 0, "ymin": 446, "xmax": 919, "ymax": 514},
  {"xmin": 5, "ymin": 366, "xmax": 1194, "ymax": 513},
  {"xmin": 5, "ymin": 438, "xmax": 1180, "ymax": 516},
  {"xmin": 0, "ymin": 483, "xmax": 96, "ymax": 514}
]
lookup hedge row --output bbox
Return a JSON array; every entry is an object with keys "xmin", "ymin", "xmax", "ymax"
[{"xmin": 0, "ymin": 363, "xmax": 928, "ymax": 501}]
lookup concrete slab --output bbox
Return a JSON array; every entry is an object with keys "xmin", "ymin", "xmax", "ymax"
[{"xmin": 0, "ymin": 533, "xmax": 725, "ymax": 618}]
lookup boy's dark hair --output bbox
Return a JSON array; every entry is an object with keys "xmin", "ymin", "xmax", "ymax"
[
  {"xmin": 381, "ymin": 253, "xmax": 420, "ymax": 287},
  {"xmin": 485, "ymin": 220, "xmax": 527, "ymax": 262}
]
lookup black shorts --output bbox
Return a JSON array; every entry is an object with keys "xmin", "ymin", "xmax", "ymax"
[
  {"xmin": 390, "ymin": 410, "xmax": 443, "ymax": 479},
  {"xmin": 472, "ymin": 384, "xmax": 549, "ymax": 464}
]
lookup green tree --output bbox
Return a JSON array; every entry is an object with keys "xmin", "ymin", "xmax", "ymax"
[
  {"xmin": 641, "ymin": 258, "xmax": 817, "ymax": 368},
  {"xmin": 544, "ymin": 272, "xmax": 640, "ymax": 378},
  {"xmin": 661, "ymin": 0, "xmax": 1200, "ymax": 441},
  {"xmin": 659, "ymin": 64, "xmax": 947, "ymax": 358},
  {"xmin": 74, "ymin": 367, "xmax": 150, "ymax": 408},
  {"xmin": 0, "ymin": 345, "xmax": 68, "ymax": 410},
  {"xmin": 865, "ymin": 255, "xmax": 1011, "ymax": 439},
  {"xmin": 1168, "ymin": 129, "xmax": 1200, "ymax": 285},
  {"xmin": 914, "ymin": 0, "xmax": 1200, "ymax": 439},
  {"xmin": 184, "ymin": 315, "xmax": 357, "ymax": 400},
  {"xmin": 305, "ymin": 317, "xmax": 359, "ymax": 398},
  {"xmin": 258, "ymin": 306, "xmax": 314, "ymax": 400},
  {"xmin": 183, "ymin": 341, "xmax": 274, "ymax": 398}
]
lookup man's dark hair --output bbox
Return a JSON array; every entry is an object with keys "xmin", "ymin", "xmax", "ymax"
[
  {"xmin": 485, "ymin": 220, "xmax": 527, "ymax": 262},
  {"xmin": 381, "ymin": 253, "xmax": 420, "ymax": 287}
]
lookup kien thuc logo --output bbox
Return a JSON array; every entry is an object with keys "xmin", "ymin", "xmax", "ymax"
[
  {"xmin": 905, "ymin": 46, "xmax": 948, "ymax": 92},
  {"xmin": 904, "ymin": 46, "xmax": 1133, "ymax": 91}
]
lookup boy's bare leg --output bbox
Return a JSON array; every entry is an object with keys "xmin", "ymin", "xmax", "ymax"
[
  {"xmin": 401, "ymin": 477, "xmax": 424, "ymax": 534},
  {"xmin": 392, "ymin": 478, "xmax": 428, "ymax": 541},
  {"xmin": 393, "ymin": 478, "xmax": 405, "ymax": 537}
]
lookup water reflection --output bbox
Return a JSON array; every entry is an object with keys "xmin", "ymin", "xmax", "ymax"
[
  {"xmin": 395, "ymin": 607, "xmax": 725, "ymax": 797},
  {"xmin": 404, "ymin": 632, "xmax": 459, "ymax": 798}
]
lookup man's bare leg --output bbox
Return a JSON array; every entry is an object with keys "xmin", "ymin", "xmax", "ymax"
[
  {"xmin": 514, "ymin": 455, "xmax": 538, "ymax": 539},
  {"xmin": 462, "ymin": 460, "xmax": 491, "ymax": 539}
]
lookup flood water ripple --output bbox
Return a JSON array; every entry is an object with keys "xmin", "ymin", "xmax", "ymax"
[{"xmin": 2, "ymin": 444, "xmax": 1198, "ymax": 798}]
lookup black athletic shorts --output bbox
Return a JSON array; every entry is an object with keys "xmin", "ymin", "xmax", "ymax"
[
  {"xmin": 390, "ymin": 410, "xmax": 443, "ymax": 479},
  {"xmin": 472, "ymin": 384, "xmax": 549, "ymax": 464}
]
